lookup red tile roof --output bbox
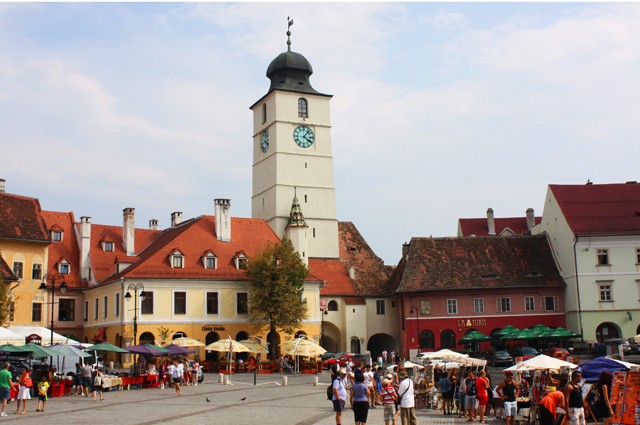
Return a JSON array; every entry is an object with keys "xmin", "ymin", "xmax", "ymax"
[
  {"xmin": 550, "ymin": 183, "xmax": 640, "ymax": 235},
  {"xmin": 458, "ymin": 216, "xmax": 541, "ymax": 236},
  {"xmin": 41, "ymin": 211, "xmax": 82, "ymax": 289},
  {"xmin": 310, "ymin": 258, "xmax": 355, "ymax": 296},
  {"xmin": 0, "ymin": 193, "xmax": 50, "ymax": 243},
  {"xmin": 389, "ymin": 235, "xmax": 564, "ymax": 293},
  {"xmin": 0, "ymin": 255, "xmax": 18, "ymax": 283}
]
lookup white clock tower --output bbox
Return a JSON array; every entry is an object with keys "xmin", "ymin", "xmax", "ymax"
[{"xmin": 250, "ymin": 26, "xmax": 339, "ymax": 259}]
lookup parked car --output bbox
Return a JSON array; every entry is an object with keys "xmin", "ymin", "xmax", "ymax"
[
  {"xmin": 490, "ymin": 350, "xmax": 514, "ymax": 367},
  {"xmin": 322, "ymin": 353, "xmax": 349, "ymax": 369},
  {"xmin": 544, "ymin": 347, "xmax": 570, "ymax": 361},
  {"xmin": 513, "ymin": 346, "xmax": 538, "ymax": 361},
  {"xmin": 625, "ymin": 341, "xmax": 639, "ymax": 355},
  {"xmin": 321, "ymin": 352, "xmax": 338, "ymax": 362}
]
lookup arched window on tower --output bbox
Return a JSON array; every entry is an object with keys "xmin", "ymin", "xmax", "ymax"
[
  {"xmin": 298, "ymin": 98, "xmax": 308, "ymax": 118},
  {"xmin": 327, "ymin": 300, "xmax": 338, "ymax": 311}
]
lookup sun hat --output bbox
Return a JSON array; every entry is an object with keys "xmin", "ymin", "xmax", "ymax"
[
  {"xmin": 339, "ymin": 368, "xmax": 347, "ymax": 375},
  {"xmin": 386, "ymin": 374, "xmax": 393, "ymax": 379},
  {"xmin": 382, "ymin": 378, "xmax": 391, "ymax": 385}
]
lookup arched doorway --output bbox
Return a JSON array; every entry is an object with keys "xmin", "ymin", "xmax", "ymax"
[
  {"xmin": 419, "ymin": 330, "xmax": 435, "ymax": 350},
  {"xmin": 205, "ymin": 332, "xmax": 220, "ymax": 362},
  {"xmin": 294, "ymin": 330, "xmax": 307, "ymax": 339},
  {"xmin": 441, "ymin": 329, "xmax": 456, "ymax": 349},
  {"xmin": 236, "ymin": 331, "xmax": 250, "ymax": 361},
  {"xmin": 367, "ymin": 333, "xmax": 399, "ymax": 360},
  {"xmin": 173, "ymin": 332, "xmax": 188, "ymax": 339},
  {"xmin": 350, "ymin": 337, "xmax": 361, "ymax": 354},
  {"xmin": 139, "ymin": 331, "xmax": 155, "ymax": 345},
  {"xmin": 596, "ymin": 322, "xmax": 620, "ymax": 343},
  {"xmin": 322, "ymin": 322, "xmax": 340, "ymax": 353},
  {"xmin": 267, "ymin": 330, "xmax": 280, "ymax": 360}
]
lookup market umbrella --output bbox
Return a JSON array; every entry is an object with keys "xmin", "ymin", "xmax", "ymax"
[
  {"xmin": 22, "ymin": 343, "xmax": 60, "ymax": 358},
  {"xmin": 0, "ymin": 344, "xmax": 29, "ymax": 354},
  {"xmin": 205, "ymin": 338, "xmax": 252, "ymax": 353},
  {"xmin": 238, "ymin": 339, "xmax": 269, "ymax": 355},
  {"xmin": 549, "ymin": 328, "xmax": 579, "ymax": 338},
  {"xmin": 171, "ymin": 337, "xmax": 205, "ymax": 347},
  {"xmin": 164, "ymin": 344, "xmax": 194, "ymax": 356},
  {"xmin": 514, "ymin": 329, "xmax": 539, "ymax": 340},
  {"xmin": 126, "ymin": 343, "xmax": 169, "ymax": 356},
  {"xmin": 280, "ymin": 338, "xmax": 326, "ymax": 357},
  {"xmin": 458, "ymin": 330, "xmax": 493, "ymax": 344},
  {"xmin": 86, "ymin": 342, "xmax": 129, "ymax": 353},
  {"xmin": 498, "ymin": 325, "xmax": 520, "ymax": 336},
  {"xmin": 504, "ymin": 354, "xmax": 577, "ymax": 372},
  {"xmin": 49, "ymin": 344, "xmax": 92, "ymax": 358}
]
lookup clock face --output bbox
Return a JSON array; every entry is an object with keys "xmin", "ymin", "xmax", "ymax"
[
  {"xmin": 293, "ymin": 125, "xmax": 314, "ymax": 148},
  {"xmin": 260, "ymin": 131, "xmax": 269, "ymax": 153}
]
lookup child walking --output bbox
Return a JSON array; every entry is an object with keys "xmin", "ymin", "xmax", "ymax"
[{"xmin": 36, "ymin": 377, "xmax": 49, "ymax": 412}]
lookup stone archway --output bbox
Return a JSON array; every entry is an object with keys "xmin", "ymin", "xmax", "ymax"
[
  {"xmin": 205, "ymin": 332, "xmax": 220, "ymax": 362},
  {"xmin": 367, "ymin": 333, "xmax": 399, "ymax": 360},
  {"xmin": 139, "ymin": 331, "xmax": 155, "ymax": 344},
  {"xmin": 236, "ymin": 331, "xmax": 250, "ymax": 361},
  {"xmin": 596, "ymin": 322, "xmax": 620, "ymax": 343},
  {"xmin": 322, "ymin": 321, "xmax": 341, "ymax": 353},
  {"xmin": 267, "ymin": 330, "xmax": 280, "ymax": 360}
]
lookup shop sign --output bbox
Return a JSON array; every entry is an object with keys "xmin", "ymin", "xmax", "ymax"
[
  {"xmin": 457, "ymin": 319, "xmax": 486, "ymax": 327},
  {"xmin": 25, "ymin": 334, "xmax": 42, "ymax": 344},
  {"xmin": 201, "ymin": 325, "xmax": 226, "ymax": 332}
]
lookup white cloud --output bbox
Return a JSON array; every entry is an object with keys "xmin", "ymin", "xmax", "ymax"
[{"xmin": 421, "ymin": 10, "xmax": 469, "ymax": 30}]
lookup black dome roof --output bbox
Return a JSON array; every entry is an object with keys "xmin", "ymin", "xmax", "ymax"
[{"xmin": 265, "ymin": 50, "xmax": 323, "ymax": 95}]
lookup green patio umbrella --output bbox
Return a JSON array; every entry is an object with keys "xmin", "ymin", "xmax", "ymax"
[
  {"xmin": 531, "ymin": 324, "xmax": 552, "ymax": 334},
  {"xmin": 550, "ymin": 327, "xmax": 579, "ymax": 338},
  {"xmin": 22, "ymin": 343, "xmax": 60, "ymax": 358},
  {"xmin": 0, "ymin": 344, "xmax": 29, "ymax": 354},
  {"xmin": 86, "ymin": 342, "xmax": 129, "ymax": 353},
  {"xmin": 498, "ymin": 325, "xmax": 520, "ymax": 336},
  {"xmin": 514, "ymin": 329, "xmax": 539, "ymax": 340},
  {"xmin": 458, "ymin": 330, "xmax": 493, "ymax": 344}
]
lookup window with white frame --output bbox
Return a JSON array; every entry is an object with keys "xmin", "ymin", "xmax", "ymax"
[
  {"xmin": 12, "ymin": 262, "xmax": 23, "ymax": 278},
  {"xmin": 236, "ymin": 292, "xmax": 248, "ymax": 315},
  {"xmin": 236, "ymin": 254, "xmax": 248, "ymax": 270},
  {"xmin": 596, "ymin": 249, "xmax": 609, "ymax": 266},
  {"xmin": 58, "ymin": 259, "xmax": 70, "ymax": 274},
  {"xmin": 32, "ymin": 263, "xmax": 42, "ymax": 280},
  {"xmin": 376, "ymin": 300, "xmax": 385, "ymax": 315},
  {"xmin": 141, "ymin": 291, "xmax": 154, "ymax": 314},
  {"xmin": 497, "ymin": 297, "xmax": 511, "ymax": 313},
  {"xmin": 447, "ymin": 299, "xmax": 458, "ymax": 314},
  {"xmin": 102, "ymin": 241, "xmax": 114, "ymax": 252},
  {"xmin": 174, "ymin": 292, "xmax": 186, "ymax": 314},
  {"xmin": 543, "ymin": 296, "xmax": 558, "ymax": 311},
  {"xmin": 599, "ymin": 282, "xmax": 613, "ymax": 301},
  {"xmin": 525, "ymin": 296, "xmax": 535, "ymax": 311},
  {"xmin": 473, "ymin": 298, "xmax": 484, "ymax": 313},
  {"xmin": 32, "ymin": 303, "xmax": 42, "ymax": 322},
  {"xmin": 420, "ymin": 300, "xmax": 430, "ymax": 316},
  {"xmin": 59, "ymin": 299, "xmax": 75, "ymax": 321},
  {"xmin": 203, "ymin": 253, "xmax": 217, "ymax": 269},
  {"xmin": 298, "ymin": 98, "xmax": 308, "ymax": 118},
  {"xmin": 51, "ymin": 230, "xmax": 63, "ymax": 241},
  {"xmin": 171, "ymin": 250, "xmax": 184, "ymax": 268}
]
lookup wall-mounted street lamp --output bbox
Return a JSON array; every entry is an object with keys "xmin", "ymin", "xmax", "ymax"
[{"xmin": 39, "ymin": 273, "xmax": 68, "ymax": 345}]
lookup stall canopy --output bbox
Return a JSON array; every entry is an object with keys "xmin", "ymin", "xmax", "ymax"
[
  {"xmin": 505, "ymin": 354, "xmax": 577, "ymax": 371},
  {"xmin": 0, "ymin": 327, "xmax": 25, "ymax": 345},
  {"xmin": 8, "ymin": 326, "xmax": 80, "ymax": 345},
  {"xmin": 578, "ymin": 357, "xmax": 632, "ymax": 382}
]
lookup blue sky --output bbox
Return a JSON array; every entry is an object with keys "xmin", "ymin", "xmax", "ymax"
[{"xmin": 2, "ymin": 3, "xmax": 639, "ymax": 264}]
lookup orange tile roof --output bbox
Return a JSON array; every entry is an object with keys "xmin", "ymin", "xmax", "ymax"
[
  {"xmin": 0, "ymin": 193, "xmax": 49, "ymax": 243},
  {"xmin": 0, "ymin": 256, "xmax": 18, "ymax": 283},
  {"xmin": 458, "ymin": 216, "xmax": 541, "ymax": 236},
  {"xmin": 41, "ymin": 211, "xmax": 82, "ymax": 289}
]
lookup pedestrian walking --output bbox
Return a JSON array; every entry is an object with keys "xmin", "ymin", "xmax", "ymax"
[
  {"xmin": 332, "ymin": 368, "xmax": 348, "ymax": 425},
  {"xmin": 397, "ymin": 370, "xmax": 416, "ymax": 425},
  {"xmin": 15, "ymin": 367, "xmax": 32, "ymax": 415},
  {"xmin": 350, "ymin": 373, "xmax": 370, "ymax": 425}
]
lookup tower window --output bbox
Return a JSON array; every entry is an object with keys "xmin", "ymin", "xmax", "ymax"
[
  {"xmin": 313, "ymin": 228, "xmax": 316, "ymax": 238},
  {"xmin": 304, "ymin": 195, "xmax": 307, "ymax": 203},
  {"xmin": 262, "ymin": 104, "xmax": 267, "ymax": 124},
  {"xmin": 298, "ymin": 98, "xmax": 308, "ymax": 118}
]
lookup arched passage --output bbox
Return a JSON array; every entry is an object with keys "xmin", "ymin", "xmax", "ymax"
[
  {"xmin": 367, "ymin": 333, "xmax": 399, "ymax": 360},
  {"xmin": 596, "ymin": 322, "xmax": 620, "ymax": 343},
  {"xmin": 139, "ymin": 331, "xmax": 155, "ymax": 345},
  {"xmin": 236, "ymin": 331, "xmax": 250, "ymax": 361},
  {"xmin": 440, "ymin": 329, "xmax": 456, "ymax": 349},
  {"xmin": 205, "ymin": 332, "xmax": 219, "ymax": 362},
  {"xmin": 267, "ymin": 330, "xmax": 280, "ymax": 360},
  {"xmin": 322, "ymin": 322, "xmax": 341, "ymax": 353}
]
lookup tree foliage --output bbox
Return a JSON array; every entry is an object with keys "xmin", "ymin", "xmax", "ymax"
[
  {"xmin": 246, "ymin": 237, "xmax": 309, "ymax": 335},
  {"xmin": 0, "ymin": 274, "xmax": 10, "ymax": 327}
]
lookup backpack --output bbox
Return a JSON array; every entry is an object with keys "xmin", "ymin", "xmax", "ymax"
[{"xmin": 327, "ymin": 384, "xmax": 333, "ymax": 400}]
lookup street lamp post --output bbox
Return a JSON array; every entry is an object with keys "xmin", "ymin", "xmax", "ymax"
[
  {"xmin": 320, "ymin": 308, "xmax": 328, "ymax": 348},
  {"xmin": 124, "ymin": 283, "xmax": 145, "ymax": 374},
  {"xmin": 39, "ymin": 273, "xmax": 68, "ymax": 346}
]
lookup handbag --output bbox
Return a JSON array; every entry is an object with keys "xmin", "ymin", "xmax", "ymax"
[{"xmin": 94, "ymin": 374, "xmax": 102, "ymax": 386}]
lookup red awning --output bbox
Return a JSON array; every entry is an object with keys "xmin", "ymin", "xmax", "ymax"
[{"xmin": 93, "ymin": 327, "xmax": 107, "ymax": 342}]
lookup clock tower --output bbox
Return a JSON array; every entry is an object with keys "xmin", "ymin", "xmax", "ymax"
[{"xmin": 250, "ymin": 25, "xmax": 339, "ymax": 259}]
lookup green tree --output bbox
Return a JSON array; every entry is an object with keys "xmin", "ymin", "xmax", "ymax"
[
  {"xmin": 0, "ymin": 274, "xmax": 10, "ymax": 327},
  {"xmin": 246, "ymin": 237, "xmax": 309, "ymax": 359}
]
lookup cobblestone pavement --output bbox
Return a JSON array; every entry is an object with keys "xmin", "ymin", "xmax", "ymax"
[{"xmin": 0, "ymin": 372, "xmax": 515, "ymax": 425}]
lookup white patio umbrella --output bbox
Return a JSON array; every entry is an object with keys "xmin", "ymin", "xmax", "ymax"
[
  {"xmin": 280, "ymin": 338, "xmax": 326, "ymax": 357},
  {"xmin": 172, "ymin": 337, "xmax": 206, "ymax": 347},
  {"xmin": 504, "ymin": 354, "xmax": 577, "ymax": 372}
]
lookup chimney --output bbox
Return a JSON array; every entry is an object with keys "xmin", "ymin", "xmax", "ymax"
[
  {"xmin": 402, "ymin": 242, "xmax": 410, "ymax": 259},
  {"xmin": 0, "ymin": 178, "xmax": 5, "ymax": 193},
  {"xmin": 80, "ymin": 216, "xmax": 91, "ymax": 282},
  {"xmin": 214, "ymin": 199, "xmax": 231, "ymax": 242},
  {"xmin": 171, "ymin": 212, "xmax": 183, "ymax": 227},
  {"xmin": 149, "ymin": 219, "xmax": 158, "ymax": 230},
  {"xmin": 487, "ymin": 208, "xmax": 496, "ymax": 235},
  {"xmin": 526, "ymin": 208, "xmax": 535, "ymax": 231},
  {"xmin": 122, "ymin": 208, "xmax": 135, "ymax": 256}
]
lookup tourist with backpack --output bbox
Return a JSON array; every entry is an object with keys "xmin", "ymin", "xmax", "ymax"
[{"xmin": 438, "ymin": 370, "xmax": 452, "ymax": 415}]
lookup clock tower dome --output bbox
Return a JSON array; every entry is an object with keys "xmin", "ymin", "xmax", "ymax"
[{"xmin": 250, "ymin": 23, "xmax": 339, "ymax": 259}]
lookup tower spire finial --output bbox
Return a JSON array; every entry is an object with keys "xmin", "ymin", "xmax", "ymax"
[{"xmin": 286, "ymin": 16, "xmax": 294, "ymax": 52}]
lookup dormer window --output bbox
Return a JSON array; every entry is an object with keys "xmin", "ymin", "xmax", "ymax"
[
  {"xmin": 51, "ymin": 230, "xmax": 63, "ymax": 241},
  {"xmin": 235, "ymin": 253, "xmax": 248, "ymax": 270},
  {"xmin": 58, "ymin": 259, "xmax": 70, "ymax": 274},
  {"xmin": 298, "ymin": 98, "xmax": 308, "ymax": 118},
  {"xmin": 170, "ymin": 250, "xmax": 184, "ymax": 269},
  {"xmin": 203, "ymin": 252, "xmax": 217, "ymax": 269},
  {"xmin": 102, "ymin": 241, "xmax": 114, "ymax": 252}
]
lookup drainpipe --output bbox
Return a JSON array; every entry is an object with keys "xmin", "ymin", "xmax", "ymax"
[{"xmin": 572, "ymin": 237, "xmax": 585, "ymax": 342}]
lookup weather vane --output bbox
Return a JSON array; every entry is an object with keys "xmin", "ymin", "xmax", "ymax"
[{"xmin": 287, "ymin": 16, "xmax": 294, "ymax": 52}]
